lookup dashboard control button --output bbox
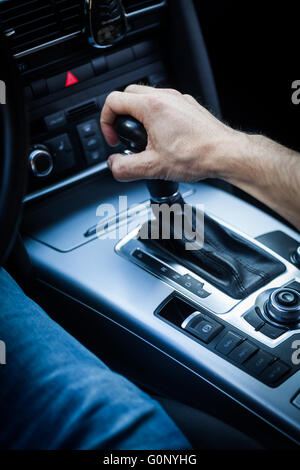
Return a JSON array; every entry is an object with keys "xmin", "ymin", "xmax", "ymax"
[
  {"xmin": 44, "ymin": 111, "xmax": 66, "ymax": 131},
  {"xmin": 178, "ymin": 274, "xmax": 210, "ymax": 298},
  {"xmin": 259, "ymin": 323, "xmax": 286, "ymax": 339},
  {"xmin": 267, "ymin": 288, "xmax": 300, "ymax": 324},
  {"xmin": 77, "ymin": 120, "xmax": 98, "ymax": 138},
  {"xmin": 244, "ymin": 350, "xmax": 274, "ymax": 376},
  {"xmin": 47, "ymin": 63, "xmax": 94, "ymax": 93},
  {"xmin": 287, "ymin": 281, "xmax": 300, "ymax": 294},
  {"xmin": 261, "ymin": 361, "xmax": 290, "ymax": 385},
  {"xmin": 91, "ymin": 56, "xmax": 108, "ymax": 75},
  {"xmin": 292, "ymin": 392, "xmax": 300, "ymax": 410},
  {"xmin": 31, "ymin": 79, "xmax": 48, "ymax": 98},
  {"xmin": 184, "ymin": 316, "xmax": 223, "ymax": 344},
  {"xmin": 45, "ymin": 134, "xmax": 75, "ymax": 173},
  {"xmin": 29, "ymin": 146, "xmax": 53, "ymax": 178},
  {"xmin": 216, "ymin": 331, "xmax": 243, "ymax": 356},
  {"xmin": 228, "ymin": 341, "xmax": 258, "ymax": 365},
  {"xmin": 244, "ymin": 308, "xmax": 265, "ymax": 330},
  {"xmin": 107, "ymin": 48, "xmax": 134, "ymax": 70}
]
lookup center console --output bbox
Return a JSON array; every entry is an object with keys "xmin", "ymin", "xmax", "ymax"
[{"xmin": 5, "ymin": 0, "xmax": 299, "ymax": 448}]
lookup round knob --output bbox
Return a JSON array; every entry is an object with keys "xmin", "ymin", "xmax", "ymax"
[
  {"xmin": 29, "ymin": 146, "xmax": 53, "ymax": 178},
  {"xmin": 114, "ymin": 115, "xmax": 179, "ymax": 202},
  {"xmin": 291, "ymin": 246, "xmax": 300, "ymax": 267},
  {"xmin": 266, "ymin": 287, "xmax": 300, "ymax": 325}
]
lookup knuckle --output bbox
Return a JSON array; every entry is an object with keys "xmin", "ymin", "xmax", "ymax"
[
  {"xmin": 125, "ymin": 84, "xmax": 139, "ymax": 93},
  {"xmin": 146, "ymin": 94, "xmax": 163, "ymax": 112},
  {"xmin": 106, "ymin": 90, "xmax": 120, "ymax": 105}
]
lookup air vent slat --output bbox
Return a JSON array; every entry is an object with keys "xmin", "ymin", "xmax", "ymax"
[{"xmin": 0, "ymin": 0, "xmax": 84, "ymax": 56}]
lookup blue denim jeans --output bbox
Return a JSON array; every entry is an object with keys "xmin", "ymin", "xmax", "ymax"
[{"xmin": 0, "ymin": 268, "xmax": 190, "ymax": 450}]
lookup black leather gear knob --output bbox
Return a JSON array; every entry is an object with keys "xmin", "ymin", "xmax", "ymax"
[{"xmin": 114, "ymin": 115, "xmax": 179, "ymax": 202}]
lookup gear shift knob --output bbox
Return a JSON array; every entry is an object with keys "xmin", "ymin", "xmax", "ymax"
[{"xmin": 114, "ymin": 115, "xmax": 179, "ymax": 202}]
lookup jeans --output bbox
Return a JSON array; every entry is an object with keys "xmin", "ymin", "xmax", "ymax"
[{"xmin": 0, "ymin": 268, "xmax": 190, "ymax": 450}]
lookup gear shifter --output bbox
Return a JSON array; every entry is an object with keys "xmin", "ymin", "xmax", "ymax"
[
  {"xmin": 114, "ymin": 115, "xmax": 286, "ymax": 300},
  {"xmin": 114, "ymin": 116, "xmax": 180, "ymax": 203}
]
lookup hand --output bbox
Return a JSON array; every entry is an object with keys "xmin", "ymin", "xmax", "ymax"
[{"xmin": 100, "ymin": 85, "xmax": 242, "ymax": 182}]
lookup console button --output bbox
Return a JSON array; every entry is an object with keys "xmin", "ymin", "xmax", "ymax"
[
  {"xmin": 45, "ymin": 134, "xmax": 75, "ymax": 172},
  {"xmin": 31, "ymin": 79, "xmax": 48, "ymax": 98},
  {"xmin": 244, "ymin": 308, "xmax": 265, "ymax": 330},
  {"xmin": 44, "ymin": 111, "xmax": 66, "ymax": 131},
  {"xmin": 91, "ymin": 56, "xmax": 108, "ymax": 75},
  {"xmin": 185, "ymin": 317, "xmax": 223, "ymax": 344},
  {"xmin": 260, "ymin": 323, "xmax": 286, "ymax": 339},
  {"xmin": 287, "ymin": 281, "xmax": 300, "ymax": 294},
  {"xmin": 216, "ymin": 331, "xmax": 243, "ymax": 356},
  {"xmin": 244, "ymin": 350, "xmax": 274, "ymax": 376},
  {"xmin": 106, "ymin": 48, "xmax": 134, "ymax": 70},
  {"xmin": 77, "ymin": 120, "xmax": 99, "ymax": 138},
  {"xmin": 47, "ymin": 64, "xmax": 94, "ymax": 93},
  {"xmin": 292, "ymin": 392, "xmax": 300, "ymax": 410},
  {"xmin": 228, "ymin": 341, "xmax": 258, "ymax": 365},
  {"xmin": 260, "ymin": 361, "xmax": 290, "ymax": 385}
]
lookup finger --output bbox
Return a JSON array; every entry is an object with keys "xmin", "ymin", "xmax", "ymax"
[
  {"xmin": 125, "ymin": 84, "xmax": 181, "ymax": 97},
  {"xmin": 108, "ymin": 150, "xmax": 159, "ymax": 182},
  {"xmin": 100, "ymin": 91, "xmax": 146, "ymax": 146}
]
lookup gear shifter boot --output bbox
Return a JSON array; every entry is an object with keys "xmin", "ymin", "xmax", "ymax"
[{"xmin": 140, "ymin": 201, "xmax": 286, "ymax": 300}]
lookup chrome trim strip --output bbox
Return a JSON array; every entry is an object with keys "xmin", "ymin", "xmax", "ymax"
[
  {"xmin": 125, "ymin": 1, "xmax": 167, "ymax": 19},
  {"xmin": 181, "ymin": 311, "xmax": 202, "ymax": 330},
  {"xmin": 24, "ymin": 161, "xmax": 108, "ymax": 203},
  {"xmin": 14, "ymin": 31, "xmax": 82, "ymax": 58}
]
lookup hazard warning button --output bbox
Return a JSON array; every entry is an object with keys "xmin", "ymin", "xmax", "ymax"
[{"xmin": 47, "ymin": 63, "xmax": 94, "ymax": 93}]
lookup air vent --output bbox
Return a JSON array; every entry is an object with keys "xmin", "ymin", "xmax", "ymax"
[
  {"xmin": 123, "ymin": 0, "xmax": 166, "ymax": 15},
  {"xmin": 0, "ymin": 0, "xmax": 84, "ymax": 56}
]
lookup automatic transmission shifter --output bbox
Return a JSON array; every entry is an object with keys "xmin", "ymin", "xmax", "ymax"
[
  {"xmin": 114, "ymin": 115, "xmax": 286, "ymax": 300},
  {"xmin": 114, "ymin": 115, "xmax": 180, "ymax": 203}
]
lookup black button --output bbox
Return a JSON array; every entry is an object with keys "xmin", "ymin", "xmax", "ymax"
[
  {"xmin": 31, "ymin": 79, "xmax": 48, "ymax": 98},
  {"xmin": 244, "ymin": 308, "xmax": 265, "ymax": 330},
  {"xmin": 185, "ymin": 316, "xmax": 223, "ymax": 344},
  {"xmin": 77, "ymin": 120, "xmax": 99, "ymax": 138},
  {"xmin": 287, "ymin": 281, "xmax": 300, "ymax": 294},
  {"xmin": 45, "ymin": 134, "xmax": 75, "ymax": 173},
  {"xmin": 85, "ymin": 150, "xmax": 106, "ymax": 165},
  {"xmin": 260, "ymin": 361, "xmax": 290, "ymax": 385},
  {"xmin": 244, "ymin": 350, "xmax": 274, "ymax": 376},
  {"xmin": 133, "ymin": 40, "xmax": 158, "ymax": 59},
  {"xmin": 216, "ymin": 331, "xmax": 243, "ymax": 356},
  {"xmin": 91, "ymin": 56, "xmax": 108, "ymax": 75},
  {"xmin": 44, "ymin": 111, "xmax": 66, "ymax": 131},
  {"xmin": 260, "ymin": 323, "xmax": 286, "ymax": 339},
  {"xmin": 106, "ymin": 48, "xmax": 134, "ymax": 70},
  {"xmin": 228, "ymin": 341, "xmax": 258, "ymax": 365}
]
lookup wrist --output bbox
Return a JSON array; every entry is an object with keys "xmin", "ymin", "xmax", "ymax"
[{"xmin": 206, "ymin": 130, "xmax": 264, "ymax": 184}]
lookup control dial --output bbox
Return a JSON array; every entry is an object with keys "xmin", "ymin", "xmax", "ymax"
[
  {"xmin": 29, "ymin": 145, "xmax": 53, "ymax": 178},
  {"xmin": 266, "ymin": 287, "xmax": 300, "ymax": 325}
]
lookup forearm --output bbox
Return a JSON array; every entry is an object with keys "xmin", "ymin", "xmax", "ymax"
[{"xmin": 214, "ymin": 133, "xmax": 300, "ymax": 231}]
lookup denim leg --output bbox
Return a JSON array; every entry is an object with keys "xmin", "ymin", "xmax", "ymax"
[{"xmin": 0, "ymin": 268, "xmax": 190, "ymax": 450}]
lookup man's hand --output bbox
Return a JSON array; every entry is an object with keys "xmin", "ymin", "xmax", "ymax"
[
  {"xmin": 101, "ymin": 84, "xmax": 300, "ymax": 230},
  {"xmin": 100, "ymin": 85, "xmax": 241, "ymax": 182}
]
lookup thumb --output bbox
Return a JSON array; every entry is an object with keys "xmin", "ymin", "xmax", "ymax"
[{"xmin": 108, "ymin": 150, "xmax": 158, "ymax": 182}]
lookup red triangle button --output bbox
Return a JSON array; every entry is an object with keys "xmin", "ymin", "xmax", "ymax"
[{"xmin": 65, "ymin": 71, "xmax": 79, "ymax": 87}]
